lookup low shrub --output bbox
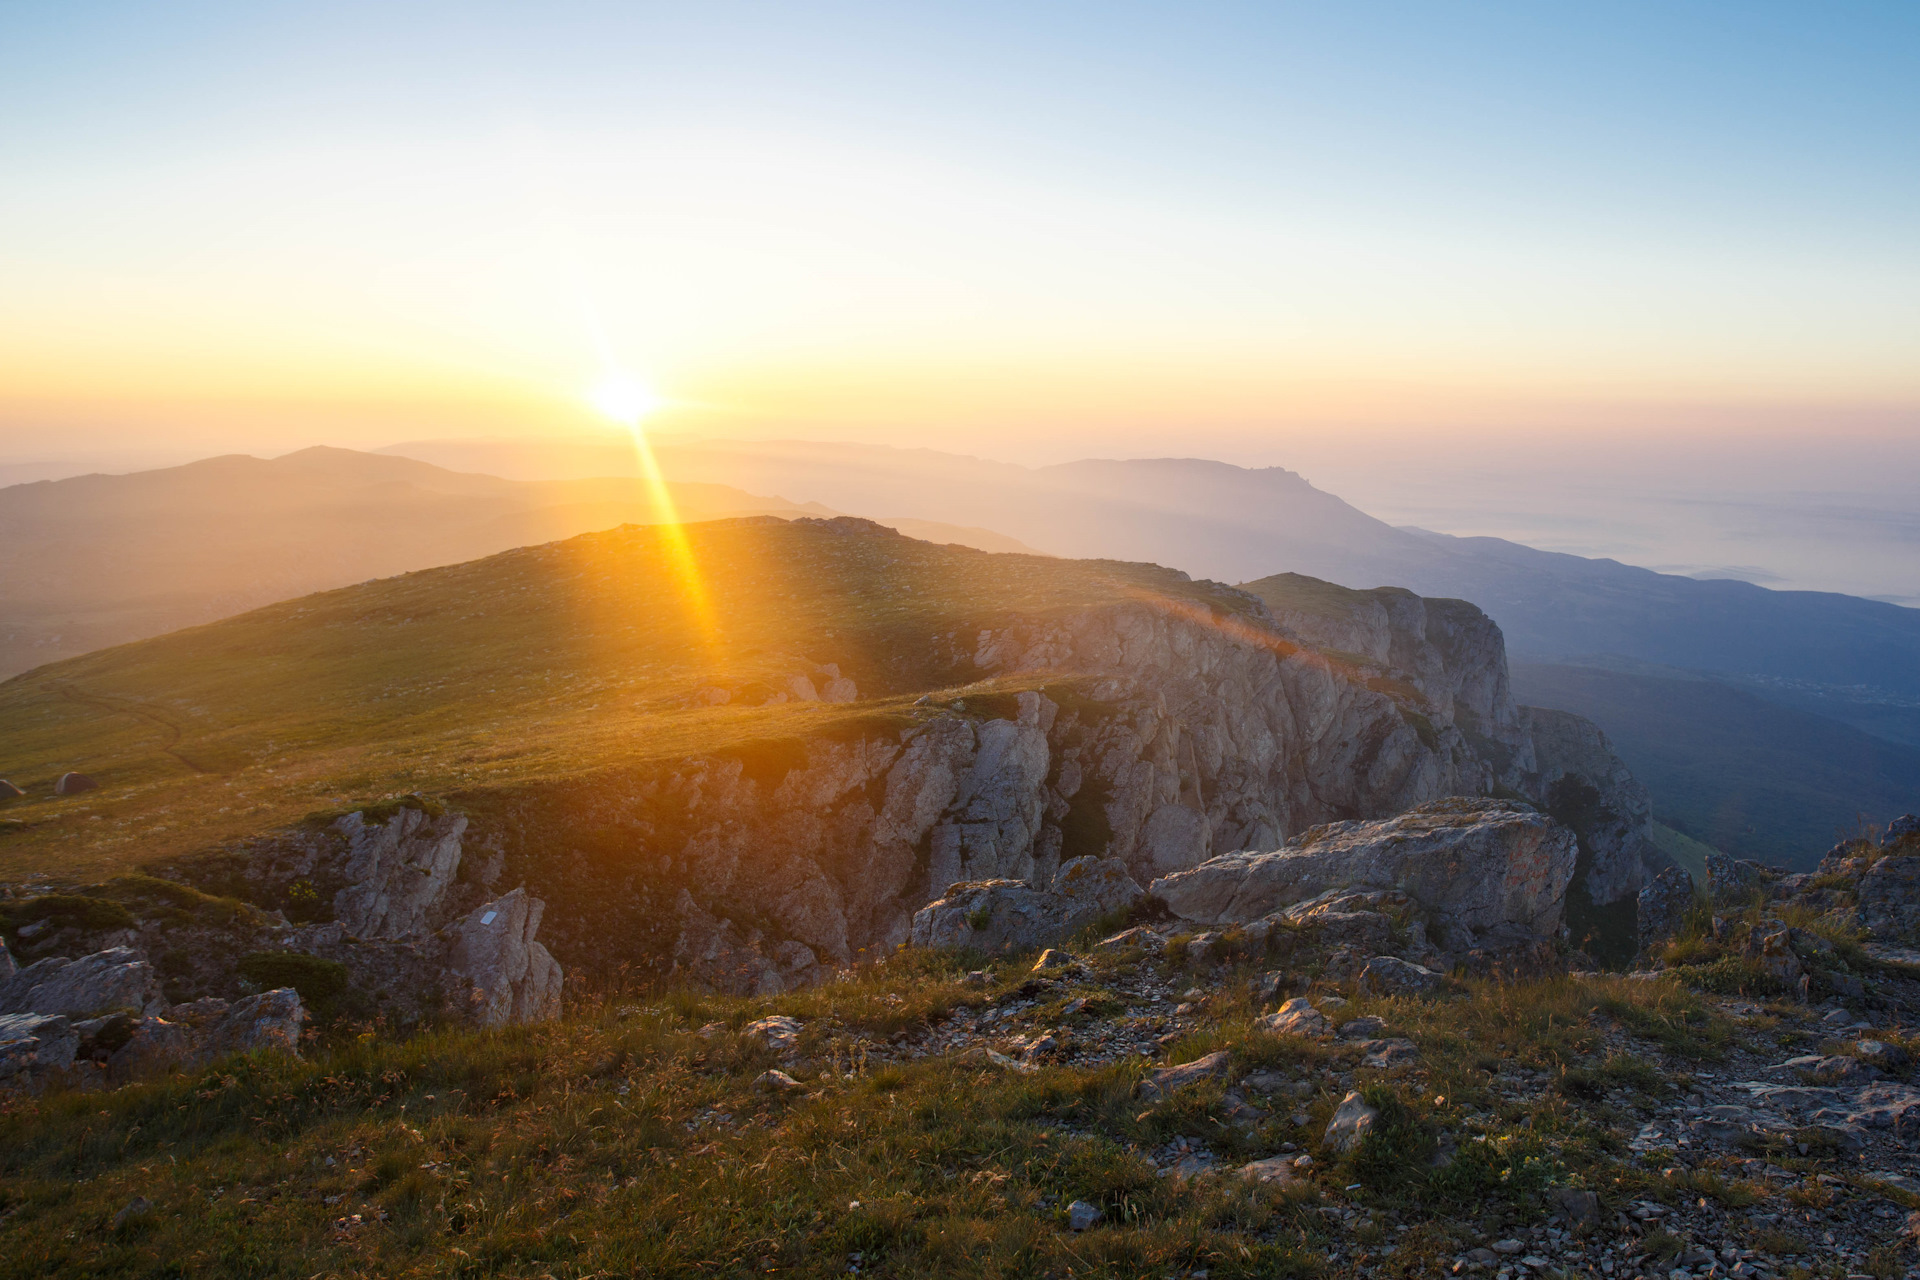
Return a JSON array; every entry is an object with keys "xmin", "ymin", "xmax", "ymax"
[
  {"xmin": 237, "ymin": 952, "xmax": 351, "ymax": 1016},
  {"xmin": 1, "ymin": 894, "xmax": 134, "ymax": 934}
]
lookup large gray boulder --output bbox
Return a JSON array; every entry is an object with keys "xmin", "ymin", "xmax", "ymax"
[
  {"xmin": 445, "ymin": 889, "xmax": 563, "ymax": 1026},
  {"xmin": 1148, "ymin": 797, "xmax": 1577, "ymax": 935},
  {"xmin": 0, "ymin": 946, "xmax": 165, "ymax": 1018},
  {"xmin": 0, "ymin": 1013, "xmax": 77, "ymax": 1084},
  {"xmin": 910, "ymin": 856, "xmax": 1142, "ymax": 952},
  {"xmin": 330, "ymin": 805, "xmax": 467, "ymax": 940}
]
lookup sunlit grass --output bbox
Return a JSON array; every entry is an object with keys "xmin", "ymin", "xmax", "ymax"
[{"xmin": 0, "ymin": 518, "xmax": 1246, "ymax": 879}]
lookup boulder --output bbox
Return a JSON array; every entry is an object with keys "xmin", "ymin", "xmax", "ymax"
[
  {"xmin": 0, "ymin": 780, "xmax": 23, "ymax": 799},
  {"xmin": 1259, "ymin": 997, "xmax": 1329, "ymax": 1038},
  {"xmin": 0, "ymin": 1012, "xmax": 77, "ymax": 1084},
  {"xmin": 1357, "ymin": 1038, "xmax": 1419, "ymax": 1068},
  {"xmin": 1250, "ymin": 971, "xmax": 1290, "ymax": 1007},
  {"xmin": 1858, "ymin": 856, "xmax": 1920, "ymax": 942},
  {"xmin": 1138, "ymin": 1050, "xmax": 1231, "ymax": 1100},
  {"xmin": 909, "ymin": 857, "xmax": 1141, "ymax": 953},
  {"xmin": 1705, "ymin": 851, "xmax": 1764, "ymax": 905},
  {"xmin": 1236, "ymin": 1156, "xmax": 1296, "ymax": 1186},
  {"xmin": 1885, "ymin": 814, "xmax": 1920, "ymax": 844},
  {"xmin": 445, "ymin": 889, "xmax": 563, "ymax": 1026},
  {"xmin": 53, "ymin": 772, "xmax": 97, "ymax": 795},
  {"xmin": 1337, "ymin": 1016, "xmax": 1389, "ymax": 1040},
  {"xmin": 1067, "ymin": 1199, "xmax": 1104, "ymax": 1230},
  {"xmin": 1150, "ymin": 798, "xmax": 1577, "ymax": 937},
  {"xmin": 1324, "ymin": 1090, "xmax": 1379, "ymax": 1152},
  {"xmin": 1357, "ymin": 955, "xmax": 1443, "ymax": 997},
  {"xmin": 1637, "ymin": 865, "xmax": 1695, "ymax": 952},
  {"xmin": 107, "ymin": 1016, "xmax": 195, "ymax": 1079},
  {"xmin": 199, "ymin": 988, "xmax": 305, "ymax": 1061},
  {"xmin": 1031, "ymin": 948, "xmax": 1075, "ymax": 973},
  {"xmin": 330, "ymin": 805, "xmax": 467, "ymax": 940},
  {"xmin": 754, "ymin": 1068, "xmax": 806, "ymax": 1094},
  {"xmin": 1745, "ymin": 923, "xmax": 1807, "ymax": 997},
  {"xmin": 0, "ymin": 946, "xmax": 165, "ymax": 1018},
  {"xmin": 743, "ymin": 1015, "xmax": 804, "ymax": 1058}
]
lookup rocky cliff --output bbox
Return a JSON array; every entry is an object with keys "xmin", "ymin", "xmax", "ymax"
[{"xmin": 458, "ymin": 571, "xmax": 1658, "ymax": 990}]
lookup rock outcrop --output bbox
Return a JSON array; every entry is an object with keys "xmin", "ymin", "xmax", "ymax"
[
  {"xmin": 330, "ymin": 806, "xmax": 468, "ymax": 940},
  {"xmin": 497, "ymin": 574, "xmax": 1654, "ymax": 986},
  {"xmin": 0, "ymin": 946, "xmax": 164, "ymax": 1018},
  {"xmin": 0, "ymin": 1013, "xmax": 78, "ymax": 1085},
  {"xmin": 1147, "ymin": 798, "xmax": 1578, "ymax": 940},
  {"xmin": 910, "ymin": 856, "xmax": 1141, "ymax": 953},
  {"xmin": 445, "ymin": 890, "xmax": 563, "ymax": 1027}
]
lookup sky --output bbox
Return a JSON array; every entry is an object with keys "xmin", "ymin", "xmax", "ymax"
[{"xmin": 2, "ymin": 3, "xmax": 1918, "ymax": 555}]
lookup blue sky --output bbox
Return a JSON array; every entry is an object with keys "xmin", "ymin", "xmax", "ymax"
[{"xmin": 2, "ymin": 2, "xmax": 1917, "ymax": 470}]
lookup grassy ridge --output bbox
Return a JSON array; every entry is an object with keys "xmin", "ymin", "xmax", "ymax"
[{"xmin": 0, "ymin": 518, "xmax": 1239, "ymax": 880}]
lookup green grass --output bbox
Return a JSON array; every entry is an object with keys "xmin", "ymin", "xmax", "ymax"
[
  {"xmin": 0, "ymin": 518, "xmax": 1246, "ymax": 881},
  {"xmin": 1649, "ymin": 821, "xmax": 1717, "ymax": 885}
]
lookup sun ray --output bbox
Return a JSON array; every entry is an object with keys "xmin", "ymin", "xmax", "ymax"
[{"xmin": 588, "ymin": 374, "xmax": 718, "ymax": 642}]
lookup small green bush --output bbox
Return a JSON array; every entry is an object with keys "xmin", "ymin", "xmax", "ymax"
[
  {"xmin": 238, "ymin": 952, "xmax": 351, "ymax": 1015},
  {"xmin": 1, "ymin": 894, "xmax": 134, "ymax": 933}
]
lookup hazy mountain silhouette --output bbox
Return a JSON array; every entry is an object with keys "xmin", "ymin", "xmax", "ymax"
[
  {"xmin": 387, "ymin": 436, "xmax": 1920, "ymax": 699},
  {"xmin": 0, "ymin": 446, "xmax": 1038, "ymax": 678}
]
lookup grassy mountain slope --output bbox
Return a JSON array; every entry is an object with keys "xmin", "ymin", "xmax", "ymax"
[
  {"xmin": 0, "ymin": 517, "xmax": 1235, "ymax": 880},
  {"xmin": 0, "ymin": 447, "xmax": 1041, "ymax": 679},
  {"xmin": 1509, "ymin": 662, "xmax": 1920, "ymax": 868}
]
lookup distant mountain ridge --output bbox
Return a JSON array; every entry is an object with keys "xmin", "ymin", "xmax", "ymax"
[
  {"xmin": 0, "ymin": 446, "xmax": 1040, "ymax": 679},
  {"xmin": 390, "ymin": 436, "xmax": 1920, "ymax": 697}
]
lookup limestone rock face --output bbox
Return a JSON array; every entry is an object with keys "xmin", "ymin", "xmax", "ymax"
[
  {"xmin": 0, "ymin": 1013, "xmax": 77, "ymax": 1084},
  {"xmin": 909, "ymin": 856, "xmax": 1141, "ymax": 953},
  {"xmin": 445, "ymin": 889, "xmax": 563, "ymax": 1027},
  {"xmin": 1520, "ymin": 707, "xmax": 1655, "ymax": 910},
  {"xmin": 331, "ymin": 806, "xmax": 468, "ymax": 940},
  {"xmin": 0, "ymin": 946, "xmax": 165, "ymax": 1018},
  {"xmin": 1148, "ymin": 798, "xmax": 1577, "ymax": 935}
]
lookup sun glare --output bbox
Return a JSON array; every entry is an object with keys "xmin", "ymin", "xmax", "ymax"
[{"xmin": 588, "ymin": 373, "xmax": 662, "ymax": 426}]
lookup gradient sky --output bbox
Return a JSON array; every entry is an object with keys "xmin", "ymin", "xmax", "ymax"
[{"xmin": 3, "ymin": 1, "xmax": 1919, "ymax": 469}]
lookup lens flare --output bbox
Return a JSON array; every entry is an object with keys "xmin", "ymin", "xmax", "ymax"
[{"xmin": 588, "ymin": 373, "xmax": 716, "ymax": 639}]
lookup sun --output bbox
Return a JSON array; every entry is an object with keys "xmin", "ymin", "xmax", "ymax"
[{"xmin": 587, "ymin": 373, "xmax": 663, "ymax": 426}]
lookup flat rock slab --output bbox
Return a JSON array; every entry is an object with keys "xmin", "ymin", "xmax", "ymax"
[
  {"xmin": 1148, "ymin": 797, "xmax": 1576, "ymax": 934},
  {"xmin": 1139, "ymin": 1050, "xmax": 1231, "ymax": 1100}
]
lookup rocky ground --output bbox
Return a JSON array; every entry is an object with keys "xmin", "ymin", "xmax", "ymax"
[{"xmin": 2, "ymin": 797, "xmax": 1916, "ymax": 1279}]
